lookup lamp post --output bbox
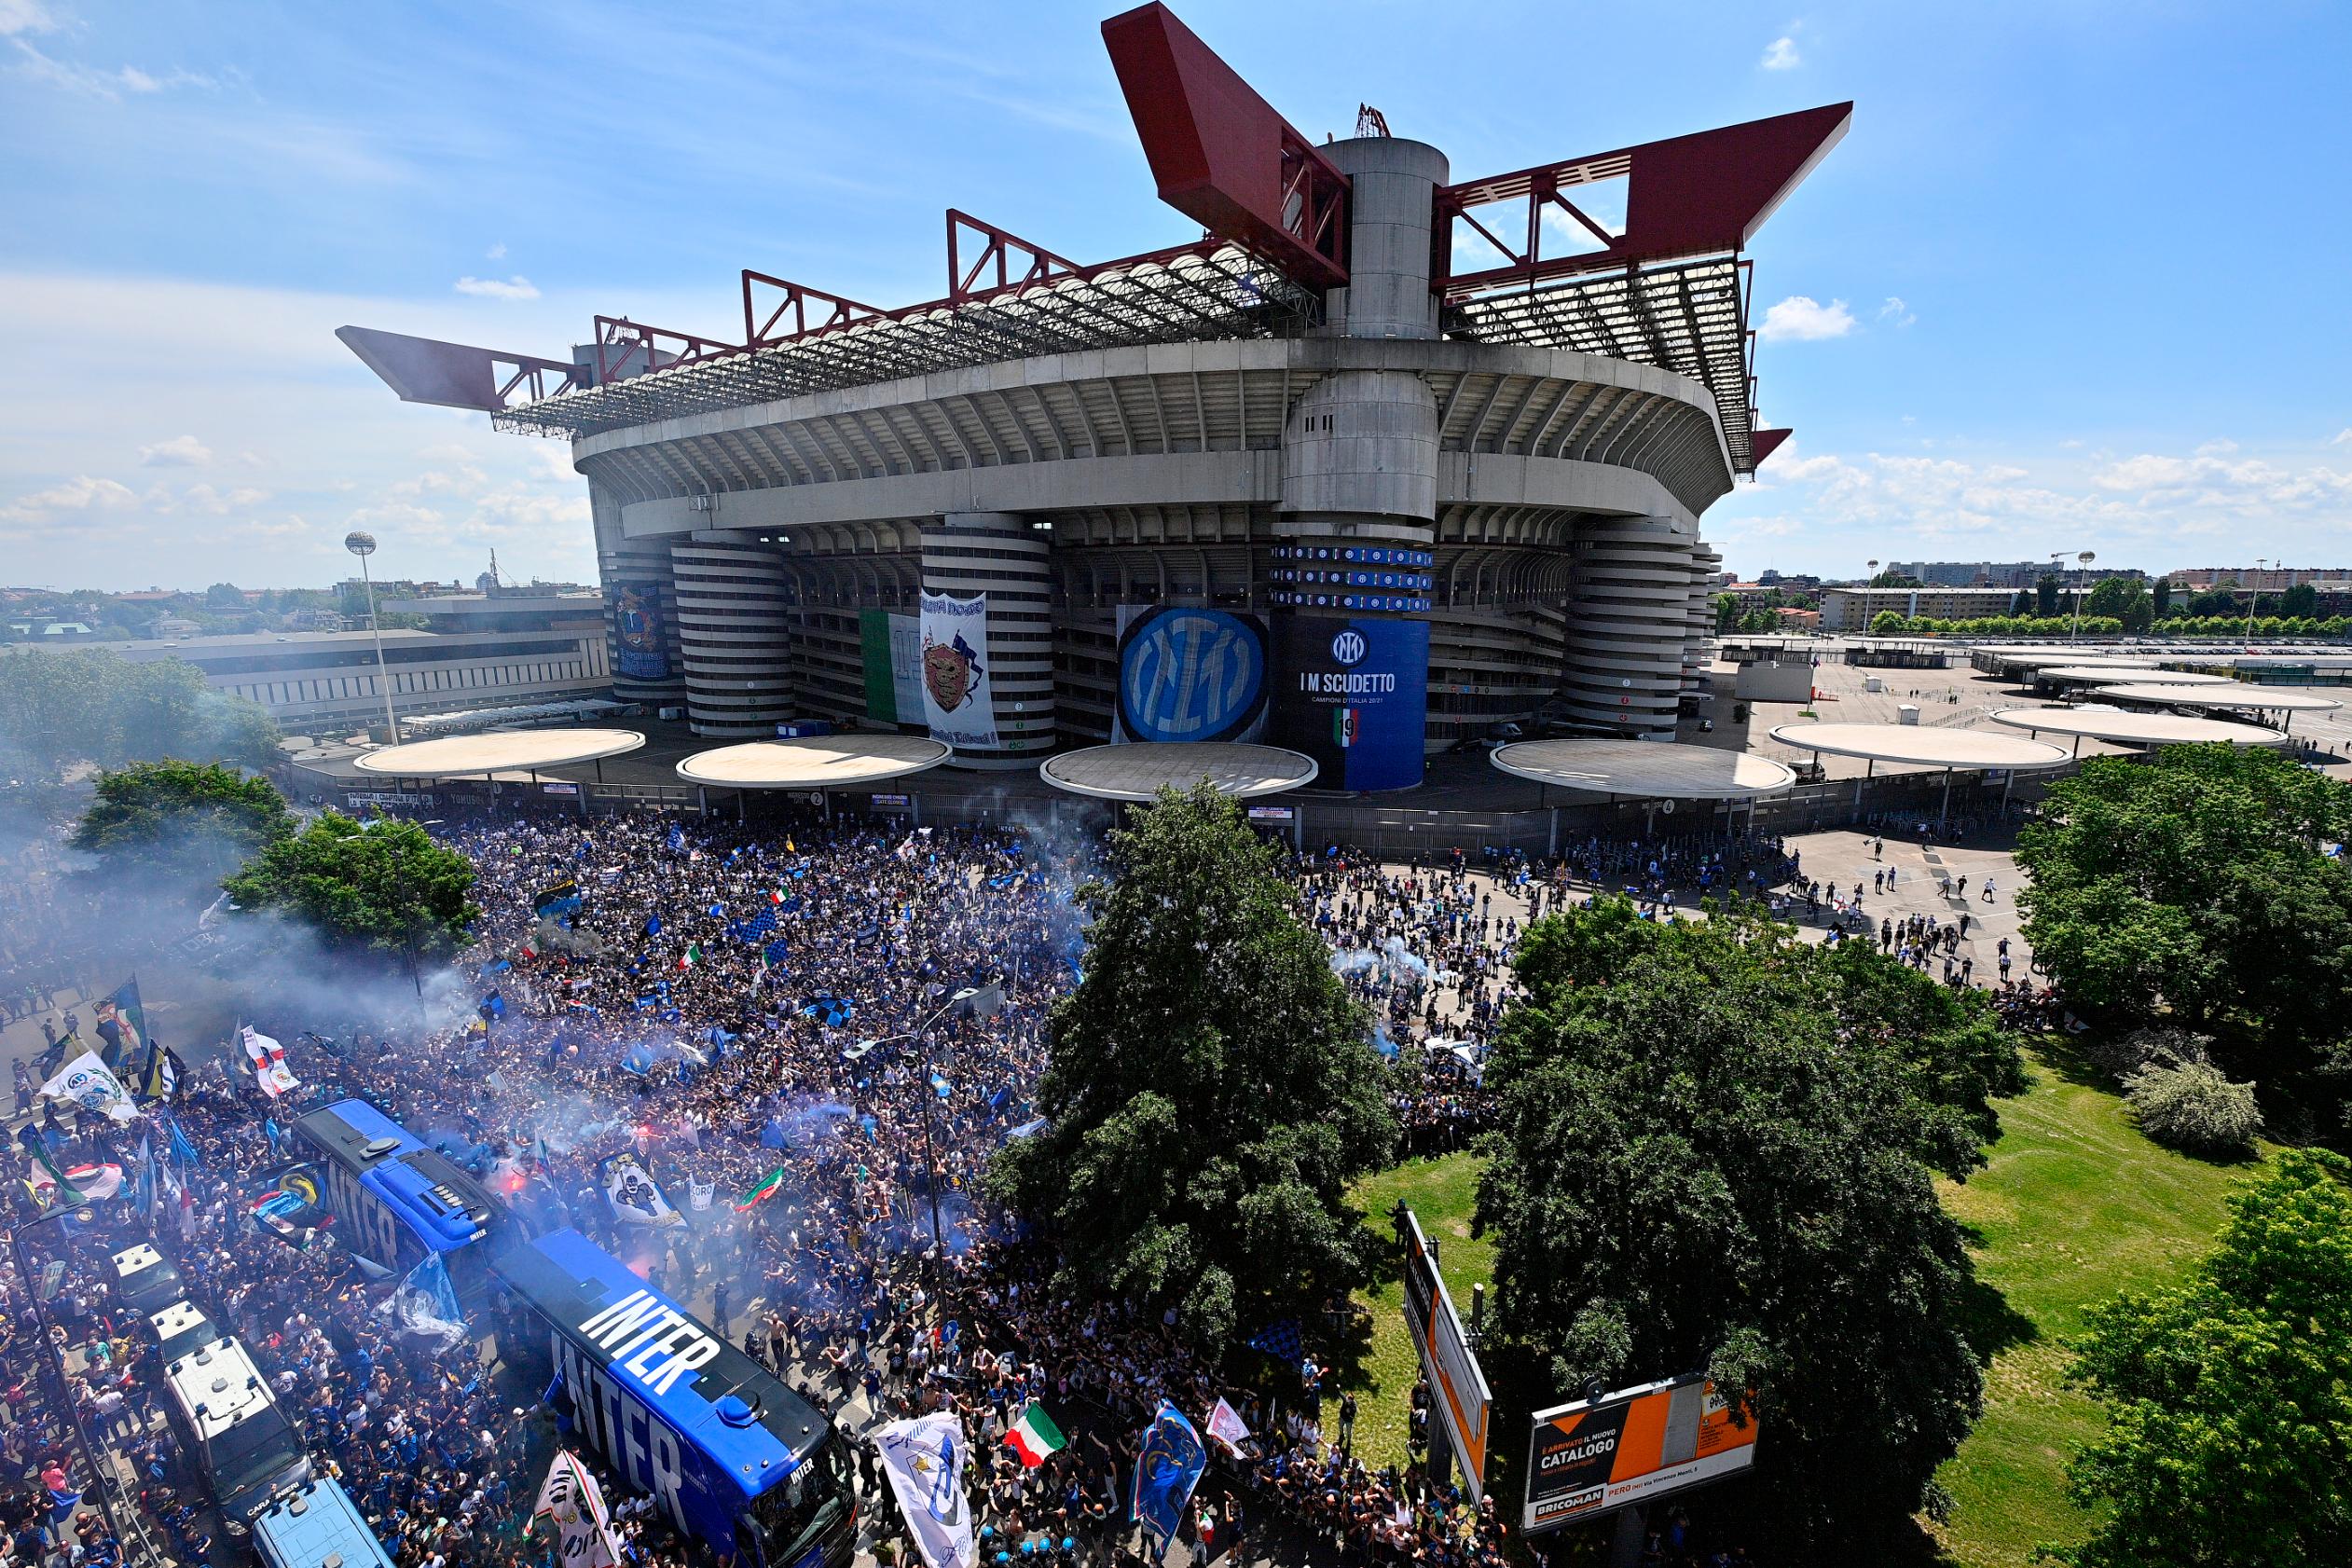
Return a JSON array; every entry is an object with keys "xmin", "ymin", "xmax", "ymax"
[
  {"xmin": 2069, "ymin": 550, "xmax": 2096, "ymax": 644},
  {"xmin": 345, "ymin": 530, "xmax": 401, "ymax": 743},
  {"xmin": 1864, "ymin": 559, "xmax": 1878, "ymax": 638},
  {"xmin": 2244, "ymin": 557, "xmax": 2269, "ymax": 650}
]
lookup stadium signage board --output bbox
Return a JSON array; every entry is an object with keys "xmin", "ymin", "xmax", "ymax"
[
  {"xmin": 1399, "ymin": 1205, "xmax": 1492, "ymax": 1501},
  {"xmin": 1522, "ymin": 1374, "xmax": 1758, "ymax": 1533}
]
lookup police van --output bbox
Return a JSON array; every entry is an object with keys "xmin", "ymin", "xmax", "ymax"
[{"xmin": 158, "ymin": 1338, "xmax": 312, "ymax": 1533}]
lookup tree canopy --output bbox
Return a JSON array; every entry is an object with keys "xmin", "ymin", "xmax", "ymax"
[
  {"xmin": 990, "ymin": 785, "xmax": 1396, "ymax": 1355},
  {"xmin": 221, "ymin": 810, "xmax": 480, "ymax": 962},
  {"xmin": 1475, "ymin": 901, "xmax": 2024, "ymax": 1550},
  {"xmin": 70, "ymin": 760, "xmax": 295, "ymax": 886},
  {"xmin": 2048, "ymin": 1149, "xmax": 2352, "ymax": 1567},
  {"xmin": 2015, "ymin": 745, "xmax": 2352, "ymax": 1123},
  {"xmin": 0, "ymin": 648, "xmax": 278, "ymax": 780}
]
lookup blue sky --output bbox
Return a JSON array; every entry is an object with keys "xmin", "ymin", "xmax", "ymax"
[{"xmin": 4, "ymin": 0, "xmax": 2347, "ymax": 588}]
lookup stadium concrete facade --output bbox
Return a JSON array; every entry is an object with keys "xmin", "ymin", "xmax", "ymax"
[{"xmin": 342, "ymin": 4, "xmax": 1844, "ymax": 790}]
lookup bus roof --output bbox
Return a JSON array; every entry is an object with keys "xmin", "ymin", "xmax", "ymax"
[
  {"xmin": 495, "ymin": 1230, "xmax": 832, "ymax": 1492},
  {"xmin": 254, "ymin": 1479, "xmax": 396, "ymax": 1568},
  {"xmin": 296, "ymin": 1100, "xmax": 424, "ymax": 1172}
]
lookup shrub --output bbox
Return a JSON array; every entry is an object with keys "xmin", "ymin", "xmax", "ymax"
[
  {"xmin": 2083, "ymin": 1024, "xmax": 2211, "ymax": 1082},
  {"xmin": 2124, "ymin": 1060, "xmax": 2263, "ymax": 1157}
]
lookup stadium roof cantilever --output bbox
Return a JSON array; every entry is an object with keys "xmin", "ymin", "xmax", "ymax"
[{"xmin": 493, "ymin": 239, "xmax": 1318, "ymax": 442}]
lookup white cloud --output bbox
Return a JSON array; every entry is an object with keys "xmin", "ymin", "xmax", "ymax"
[
  {"xmin": 2331, "ymin": 428, "xmax": 2352, "ymax": 447},
  {"xmin": 1877, "ymin": 296, "xmax": 1916, "ymax": 326},
  {"xmin": 1757, "ymin": 295, "xmax": 1857, "ymax": 342},
  {"xmin": 0, "ymin": 1, "xmax": 55, "ymax": 37},
  {"xmin": 0, "ymin": 475, "xmax": 139, "ymax": 528},
  {"xmin": 7, "ymin": 38, "xmax": 215, "ymax": 99},
  {"xmin": 486, "ymin": 241, "xmax": 508, "ymax": 261},
  {"xmin": 1760, "ymin": 35, "xmax": 1801, "ymax": 70},
  {"xmin": 453, "ymin": 275, "xmax": 541, "ymax": 301},
  {"xmin": 138, "ymin": 433, "xmax": 213, "ymax": 467}
]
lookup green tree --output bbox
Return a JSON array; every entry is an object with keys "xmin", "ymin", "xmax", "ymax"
[
  {"xmin": 0, "ymin": 648, "xmax": 278, "ymax": 778},
  {"xmin": 222, "ymin": 810, "xmax": 480, "ymax": 964},
  {"xmin": 2084, "ymin": 577, "xmax": 2153, "ymax": 633},
  {"xmin": 990, "ymin": 785, "xmax": 1396, "ymax": 1354},
  {"xmin": 2152, "ymin": 576, "xmax": 2173, "ymax": 617},
  {"xmin": 2278, "ymin": 582, "xmax": 2318, "ymax": 618},
  {"xmin": 1870, "ymin": 608, "xmax": 1907, "ymax": 636},
  {"xmin": 2016, "ymin": 745, "xmax": 2352, "ymax": 1117},
  {"xmin": 70, "ymin": 760, "xmax": 295, "ymax": 885},
  {"xmin": 1475, "ymin": 903, "xmax": 2023, "ymax": 1550},
  {"xmin": 2045, "ymin": 1149, "xmax": 2352, "ymax": 1566},
  {"xmin": 2036, "ymin": 573, "xmax": 2062, "ymax": 616},
  {"xmin": 204, "ymin": 582, "xmax": 245, "ymax": 608},
  {"xmin": 1714, "ymin": 591, "xmax": 1740, "ymax": 634}
]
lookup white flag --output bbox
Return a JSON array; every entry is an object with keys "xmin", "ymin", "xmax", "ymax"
[
  {"xmin": 532, "ymin": 1451, "xmax": 622, "ymax": 1568},
  {"xmin": 1206, "ymin": 1396, "xmax": 1252, "ymax": 1456},
  {"xmin": 240, "ymin": 1025, "xmax": 300, "ymax": 1098},
  {"xmin": 598, "ymin": 1153, "xmax": 683, "ymax": 1228},
  {"xmin": 688, "ymin": 1178, "xmax": 715, "ymax": 1212},
  {"xmin": 875, "ymin": 1411, "xmax": 976, "ymax": 1568},
  {"xmin": 39, "ymin": 1051, "xmax": 138, "ymax": 1122}
]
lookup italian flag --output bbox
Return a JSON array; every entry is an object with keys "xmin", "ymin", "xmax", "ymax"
[
  {"xmin": 1002, "ymin": 1401, "xmax": 1066, "ymax": 1467},
  {"xmin": 734, "ymin": 1167, "xmax": 787, "ymax": 1212},
  {"xmin": 679, "ymin": 943, "xmax": 702, "ymax": 971}
]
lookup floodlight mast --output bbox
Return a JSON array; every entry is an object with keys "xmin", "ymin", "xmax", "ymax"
[{"xmin": 344, "ymin": 530, "xmax": 401, "ymax": 743}]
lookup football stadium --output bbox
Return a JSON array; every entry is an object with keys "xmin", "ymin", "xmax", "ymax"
[{"xmin": 340, "ymin": 2, "xmax": 1846, "ymax": 790}]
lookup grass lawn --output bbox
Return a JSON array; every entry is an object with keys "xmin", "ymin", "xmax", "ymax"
[
  {"xmin": 1329, "ymin": 1150, "xmax": 1492, "ymax": 1469},
  {"xmin": 1928, "ymin": 1043, "xmax": 2259, "ymax": 1566}
]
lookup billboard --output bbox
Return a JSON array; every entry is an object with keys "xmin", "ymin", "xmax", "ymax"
[
  {"xmin": 919, "ymin": 591, "xmax": 998, "ymax": 750},
  {"xmin": 860, "ymin": 609, "xmax": 926, "ymax": 724},
  {"xmin": 1522, "ymin": 1375, "xmax": 1759, "ymax": 1534},
  {"xmin": 1115, "ymin": 606, "xmax": 1268, "ymax": 743},
  {"xmin": 1270, "ymin": 615, "xmax": 1430, "ymax": 791},
  {"xmin": 1731, "ymin": 659, "xmax": 1814, "ymax": 704},
  {"xmin": 1399, "ymin": 1207, "xmax": 1492, "ymax": 1501},
  {"xmin": 610, "ymin": 582, "xmax": 670, "ymax": 681}
]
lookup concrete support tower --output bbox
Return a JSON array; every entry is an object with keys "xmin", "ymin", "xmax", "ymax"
[
  {"xmin": 922, "ymin": 512, "xmax": 1054, "ymax": 768},
  {"xmin": 1269, "ymin": 136, "xmax": 1448, "ymax": 791},
  {"xmin": 669, "ymin": 530, "xmax": 795, "ymax": 736},
  {"xmin": 1561, "ymin": 517, "xmax": 1698, "ymax": 737}
]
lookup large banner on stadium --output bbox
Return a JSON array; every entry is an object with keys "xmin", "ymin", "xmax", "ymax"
[
  {"xmin": 1114, "ymin": 606, "xmax": 1269, "ymax": 744},
  {"xmin": 919, "ymin": 591, "xmax": 998, "ymax": 750},
  {"xmin": 1522, "ymin": 1375, "xmax": 1759, "ymax": 1533},
  {"xmin": 860, "ymin": 609, "xmax": 927, "ymax": 724},
  {"xmin": 1270, "ymin": 615, "xmax": 1430, "ymax": 791},
  {"xmin": 610, "ymin": 582, "xmax": 670, "ymax": 681}
]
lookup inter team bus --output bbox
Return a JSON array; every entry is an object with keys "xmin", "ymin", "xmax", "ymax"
[
  {"xmin": 292, "ymin": 1098, "xmax": 502, "ymax": 1302},
  {"xmin": 489, "ymin": 1229, "xmax": 858, "ymax": 1568},
  {"xmin": 253, "ymin": 1479, "xmax": 396, "ymax": 1568}
]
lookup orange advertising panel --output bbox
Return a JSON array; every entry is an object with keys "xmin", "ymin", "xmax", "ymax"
[{"xmin": 1522, "ymin": 1376, "xmax": 1757, "ymax": 1534}]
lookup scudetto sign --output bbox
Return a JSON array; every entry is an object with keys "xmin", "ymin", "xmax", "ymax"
[
  {"xmin": 1522, "ymin": 1375, "xmax": 1759, "ymax": 1533},
  {"xmin": 1270, "ymin": 615, "xmax": 1429, "ymax": 791}
]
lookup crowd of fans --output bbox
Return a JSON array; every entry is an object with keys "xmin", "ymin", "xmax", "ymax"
[{"xmin": 2, "ymin": 800, "xmax": 2036, "ymax": 1568}]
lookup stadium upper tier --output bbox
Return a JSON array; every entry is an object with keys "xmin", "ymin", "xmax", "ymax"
[{"xmin": 339, "ymin": 2, "xmax": 1848, "ymax": 780}]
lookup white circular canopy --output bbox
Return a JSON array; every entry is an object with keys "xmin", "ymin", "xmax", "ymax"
[
  {"xmin": 676, "ymin": 735, "xmax": 952, "ymax": 789},
  {"xmin": 1039, "ymin": 743, "xmax": 1317, "ymax": 802},
  {"xmin": 2119, "ymin": 668, "xmax": 2239, "ymax": 685},
  {"xmin": 2031, "ymin": 664, "xmax": 2165, "ymax": 683},
  {"xmin": 2096, "ymin": 683, "xmax": 2341, "ymax": 713},
  {"xmin": 1988, "ymin": 708, "xmax": 2291, "ymax": 748},
  {"xmin": 1768, "ymin": 722, "xmax": 2070, "ymax": 770},
  {"xmin": 354, "ymin": 728, "xmax": 646, "ymax": 777},
  {"xmin": 1490, "ymin": 739, "xmax": 1795, "ymax": 800}
]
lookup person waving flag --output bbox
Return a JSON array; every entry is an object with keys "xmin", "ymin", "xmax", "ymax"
[{"xmin": 1003, "ymin": 1400, "xmax": 1067, "ymax": 1468}]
